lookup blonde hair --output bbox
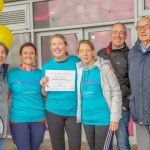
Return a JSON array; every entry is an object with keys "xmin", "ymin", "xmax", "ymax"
[
  {"xmin": 76, "ymin": 40, "xmax": 94, "ymax": 53},
  {"xmin": 50, "ymin": 34, "xmax": 68, "ymax": 46},
  {"xmin": 50, "ymin": 34, "xmax": 68, "ymax": 56}
]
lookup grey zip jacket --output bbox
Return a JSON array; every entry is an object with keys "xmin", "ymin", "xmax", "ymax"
[
  {"xmin": 0, "ymin": 64, "xmax": 8, "ymax": 138},
  {"xmin": 76, "ymin": 57, "xmax": 122, "ymax": 123}
]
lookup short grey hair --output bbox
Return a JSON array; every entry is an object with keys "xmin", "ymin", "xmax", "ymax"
[
  {"xmin": 111, "ymin": 22, "xmax": 127, "ymax": 34},
  {"xmin": 136, "ymin": 16, "xmax": 150, "ymax": 26},
  {"xmin": 0, "ymin": 42, "xmax": 9, "ymax": 55}
]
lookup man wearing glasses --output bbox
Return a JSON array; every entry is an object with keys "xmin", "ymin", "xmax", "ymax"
[{"xmin": 128, "ymin": 17, "xmax": 150, "ymax": 150}]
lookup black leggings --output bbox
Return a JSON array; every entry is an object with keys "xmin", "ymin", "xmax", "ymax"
[
  {"xmin": 46, "ymin": 111, "xmax": 81, "ymax": 150},
  {"xmin": 84, "ymin": 125, "xmax": 109, "ymax": 150}
]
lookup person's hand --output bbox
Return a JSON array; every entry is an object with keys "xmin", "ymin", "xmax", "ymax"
[
  {"xmin": 109, "ymin": 121, "xmax": 118, "ymax": 131},
  {"xmin": 40, "ymin": 76, "xmax": 49, "ymax": 87}
]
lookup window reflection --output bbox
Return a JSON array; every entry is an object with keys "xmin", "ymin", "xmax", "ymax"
[
  {"xmin": 33, "ymin": 0, "xmax": 134, "ymax": 29},
  {"xmin": 5, "ymin": 33, "xmax": 31, "ymax": 70},
  {"xmin": 145, "ymin": 0, "xmax": 150, "ymax": 10},
  {"xmin": 33, "ymin": 1, "xmax": 50, "ymax": 29}
]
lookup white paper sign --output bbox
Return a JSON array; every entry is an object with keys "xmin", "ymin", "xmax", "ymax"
[{"xmin": 45, "ymin": 70, "xmax": 75, "ymax": 91}]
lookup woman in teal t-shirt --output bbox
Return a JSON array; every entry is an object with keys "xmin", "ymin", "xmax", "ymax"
[
  {"xmin": 40, "ymin": 34, "xmax": 81, "ymax": 150},
  {"xmin": 7, "ymin": 43, "xmax": 46, "ymax": 150},
  {"xmin": 76, "ymin": 40, "xmax": 122, "ymax": 150}
]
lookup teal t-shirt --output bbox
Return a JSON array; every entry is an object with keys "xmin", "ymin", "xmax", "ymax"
[
  {"xmin": 42, "ymin": 55, "xmax": 80, "ymax": 116},
  {"xmin": 7, "ymin": 68, "xmax": 46, "ymax": 123},
  {"xmin": 81, "ymin": 67, "xmax": 110, "ymax": 126}
]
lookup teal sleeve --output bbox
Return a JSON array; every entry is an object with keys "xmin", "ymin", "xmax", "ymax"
[
  {"xmin": 76, "ymin": 57, "xmax": 80, "ymax": 62},
  {"xmin": 74, "ymin": 55, "xmax": 80, "ymax": 62},
  {"xmin": 41, "ymin": 65, "xmax": 45, "ymax": 79},
  {"xmin": 6, "ymin": 72, "xmax": 11, "ymax": 91}
]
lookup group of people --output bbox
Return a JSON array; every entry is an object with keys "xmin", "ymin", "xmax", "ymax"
[{"xmin": 0, "ymin": 16, "xmax": 150, "ymax": 150}]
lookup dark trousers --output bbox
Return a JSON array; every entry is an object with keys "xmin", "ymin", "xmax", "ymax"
[
  {"xmin": 84, "ymin": 125, "xmax": 109, "ymax": 150},
  {"xmin": 46, "ymin": 111, "xmax": 81, "ymax": 150},
  {"xmin": 10, "ymin": 122, "xmax": 46, "ymax": 150}
]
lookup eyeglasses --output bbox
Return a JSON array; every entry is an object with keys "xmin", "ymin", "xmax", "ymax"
[{"xmin": 135, "ymin": 24, "xmax": 150, "ymax": 31}]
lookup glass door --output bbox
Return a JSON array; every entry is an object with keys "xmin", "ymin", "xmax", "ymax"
[{"xmin": 36, "ymin": 29, "xmax": 83, "ymax": 69}]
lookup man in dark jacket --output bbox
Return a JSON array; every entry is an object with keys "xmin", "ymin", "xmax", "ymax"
[
  {"xmin": 97, "ymin": 23, "xmax": 131, "ymax": 150},
  {"xmin": 128, "ymin": 17, "xmax": 150, "ymax": 150}
]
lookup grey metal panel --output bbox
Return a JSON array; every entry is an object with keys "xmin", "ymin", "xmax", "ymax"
[{"xmin": 0, "ymin": 9, "xmax": 26, "ymax": 25}]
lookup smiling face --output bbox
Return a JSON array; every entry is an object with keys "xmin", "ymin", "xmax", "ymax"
[
  {"xmin": 77, "ymin": 43, "xmax": 95, "ymax": 66},
  {"xmin": 136, "ymin": 18, "xmax": 150, "ymax": 47},
  {"xmin": 0, "ymin": 45, "xmax": 7, "ymax": 66},
  {"xmin": 110, "ymin": 23, "xmax": 127, "ymax": 49},
  {"xmin": 20, "ymin": 46, "xmax": 36, "ymax": 67},
  {"xmin": 51, "ymin": 37, "xmax": 68, "ymax": 62}
]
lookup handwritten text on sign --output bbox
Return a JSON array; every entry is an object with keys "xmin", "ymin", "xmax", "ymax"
[{"xmin": 45, "ymin": 70, "xmax": 75, "ymax": 91}]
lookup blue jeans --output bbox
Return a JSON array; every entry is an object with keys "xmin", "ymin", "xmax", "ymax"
[
  {"xmin": 0, "ymin": 138, "xmax": 5, "ymax": 150},
  {"xmin": 109, "ymin": 109, "xmax": 131, "ymax": 150}
]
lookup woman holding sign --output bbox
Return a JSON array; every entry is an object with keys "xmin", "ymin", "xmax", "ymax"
[
  {"xmin": 0, "ymin": 42, "xmax": 9, "ymax": 150},
  {"xmin": 40, "ymin": 34, "xmax": 81, "ymax": 150},
  {"xmin": 7, "ymin": 43, "xmax": 46, "ymax": 150}
]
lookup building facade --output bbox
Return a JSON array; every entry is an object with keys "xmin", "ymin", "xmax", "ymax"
[{"xmin": 1, "ymin": 0, "xmax": 150, "ymax": 144}]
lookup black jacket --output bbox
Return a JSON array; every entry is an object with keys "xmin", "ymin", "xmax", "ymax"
[{"xmin": 97, "ymin": 43, "xmax": 130, "ymax": 110}]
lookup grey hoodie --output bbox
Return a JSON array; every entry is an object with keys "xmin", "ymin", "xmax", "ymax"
[
  {"xmin": 76, "ymin": 57, "xmax": 122, "ymax": 123},
  {"xmin": 0, "ymin": 64, "xmax": 8, "ymax": 138}
]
